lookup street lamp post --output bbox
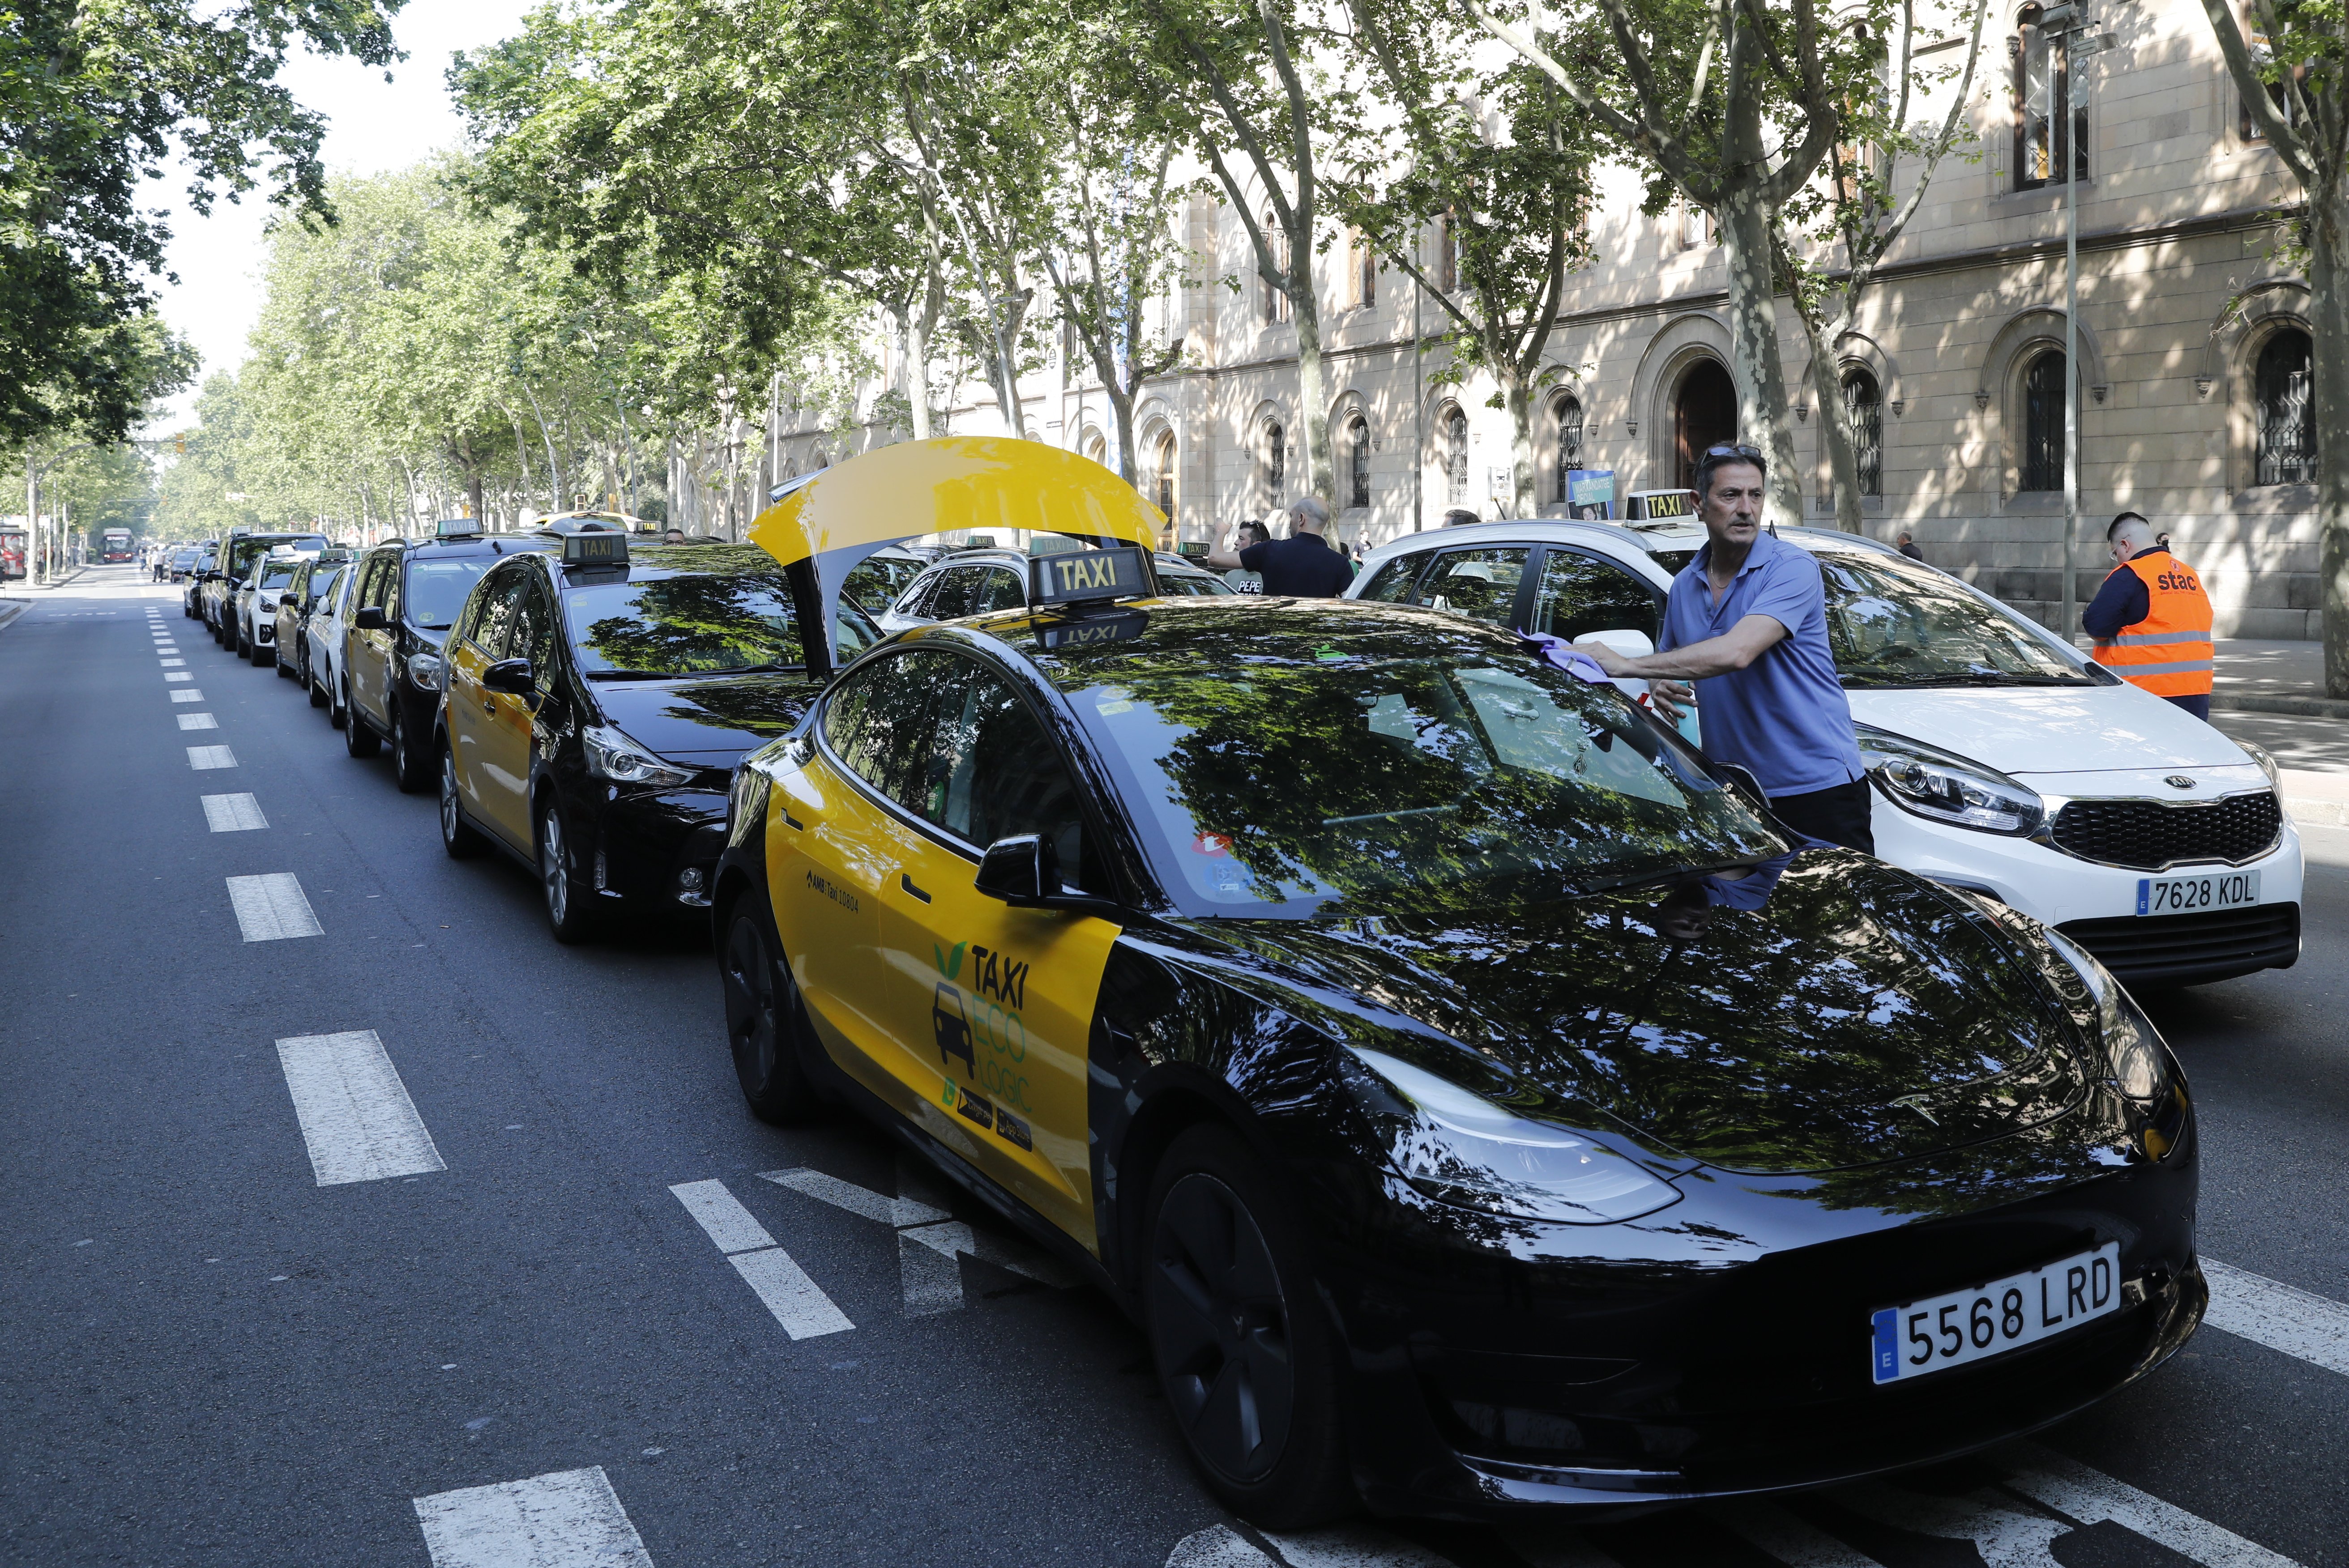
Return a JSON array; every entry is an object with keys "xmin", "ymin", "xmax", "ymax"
[{"xmin": 2046, "ymin": 4, "xmax": 2110, "ymax": 643}]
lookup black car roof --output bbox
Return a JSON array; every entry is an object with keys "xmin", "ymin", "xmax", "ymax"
[
  {"xmin": 925, "ymin": 596, "xmax": 1525, "ymax": 693},
  {"xmin": 547, "ymin": 541, "xmax": 792, "ymax": 589}
]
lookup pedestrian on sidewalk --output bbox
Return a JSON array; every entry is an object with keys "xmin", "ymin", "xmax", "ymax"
[
  {"xmin": 1580, "ymin": 443, "xmax": 1874, "ymax": 853},
  {"xmin": 1896, "ymin": 531, "xmax": 1925, "ymax": 560},
  {"xmin": 1206, "ymin": 497, "xmax": 1354, "ymax": 597},
  {"xmin": 2084, "ymin": 512, "xmax": 2214, "ymax": 720},
  {"xmin": 1221, "ymin": 521, "xmax": 1268, "ymax": 593}
]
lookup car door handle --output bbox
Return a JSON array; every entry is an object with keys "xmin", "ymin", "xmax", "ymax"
[
  {"xmin": 482, "ymin": 698, "xmax": 496, "ymax": 715},
  {"xmin": 900, "ymin": 873, "xmax": 931, "ymax": 904}
]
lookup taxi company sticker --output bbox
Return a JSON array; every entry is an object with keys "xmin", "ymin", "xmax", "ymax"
[
  {"xmin": 1192, "ymin": 832, "xmax": 1232, "ymax": 856},
  {"xmin": 931, "ymin": 939, "xmax": 1034, "ymax": 1117}
]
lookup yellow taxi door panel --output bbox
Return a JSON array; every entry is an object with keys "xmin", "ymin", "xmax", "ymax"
[
  {"xmin": 479, "ymin": 582, "xmax": 555, "ymax": 846},
  {"xmin": 456, "ymin": 572, "xmax": 531, "ymax": 849},
  {"xmin": 444, "ymin": 637, "xmax": 495, "ymax": 825},
  {"xmin": 875, "ymin": 838, "xmax": 1116, "ymax": 1253},
  {"xmin": 764, "ymin": 754, "xmax": 899, "ymax": 1086}
]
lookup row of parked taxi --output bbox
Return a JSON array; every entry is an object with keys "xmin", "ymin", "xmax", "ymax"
[{"xmin": 159, "ymin": 440, "xmax": 2270, "ymax": 1528}]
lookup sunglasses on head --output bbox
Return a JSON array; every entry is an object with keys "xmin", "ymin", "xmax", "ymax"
[{"xmin": 1700, "ymin": 443, "xmax": 1766, "ymax": 463}]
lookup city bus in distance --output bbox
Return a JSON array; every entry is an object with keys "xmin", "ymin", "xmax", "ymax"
[
  {"xmin": 102, "ymin": 528, "xmax": 134, "ymax": 563},
  {"xmin": 0, "ymin": 527, "xmax": 25, "ymax": 579}
]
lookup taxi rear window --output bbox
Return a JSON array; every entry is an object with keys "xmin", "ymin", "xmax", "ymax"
[{"xmin": 565, "ymin": 574, "xmax": 806, "ymax": 676}]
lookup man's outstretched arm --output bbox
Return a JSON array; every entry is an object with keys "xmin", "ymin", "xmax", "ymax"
[{"xmin": 1585, "ymin": 614, "xmax": 1789, "ymax": 681}]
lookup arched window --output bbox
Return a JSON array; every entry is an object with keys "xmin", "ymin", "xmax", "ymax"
[
  {"xmin": 1263, "ymin": 420, "xmax": 1286, "ymax": 510},
  {"xmin": 1552, "ymin": 395, "xmax": 1585, "ymax": 503},
  {"xmin": 1260, "ymin": 211, "xmax": 1291, "ymax": 324},
  {"xmin": 1348, "ymin": 414, "xmax": 1371, "ymax": 509},
  {"xmin": 1445, "ymin": 408, "xmax": 1470, "ymax": 506},
  {"xmin": 1154, "ymin": 430, "xmax": 1179, "ymax": 524},
  {"xmin": 2255, "ymin": 329, "xmax": 2316, "ymax": 486},
  {"xmin": 2013, "ymin": 5, "xmax": 2086, "ymax": 189},
  {"xmin": 1841, "ymin": 368, "xmax": 1883, "ymax": 497},
  {"xmin": 2020, "ymin": 350, "xmax": 2066, "ymax": 492},
  {"xmin": 1082, "ymin": 431, "xmax": 1107, "ymax": 467}
]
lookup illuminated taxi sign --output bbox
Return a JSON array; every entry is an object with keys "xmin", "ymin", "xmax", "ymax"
[
  {"xmin": 1628, "ymin": 489, "xmax": 1695, "ymax": 520},
  {"xmin": 436, "ymin": 517, "xmax": 483, "ymax": 538},
  {"xmin": 1031, "ymin": 545, "xmax": 1148, "ymax": 607}
]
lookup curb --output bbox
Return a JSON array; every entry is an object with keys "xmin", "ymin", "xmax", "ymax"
[
  {"xmin": 2286, "ymin": 797, "xmax": 2349, "ymax": 828},
  {"xmin": 2214, "ymin": 692, "xmax": 2349, "ymax": 720},
  {"xmin": 0, "ymin": 599, "xmax": 26, "ymax": 633}
]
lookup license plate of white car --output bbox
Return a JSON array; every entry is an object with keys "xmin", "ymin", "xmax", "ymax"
[
  {"xmin": 1870, "ymin": 1241, "xmax": 2122, "ymax": 1385},
  {"xmin": 2137, "ymin": 869, "xmax": 2260, "ymax": 917}
]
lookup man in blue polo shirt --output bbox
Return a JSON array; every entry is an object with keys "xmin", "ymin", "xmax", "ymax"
[{"xmin": 1583, "ymin": 443, "xmax": 1872, "ymax": 852}]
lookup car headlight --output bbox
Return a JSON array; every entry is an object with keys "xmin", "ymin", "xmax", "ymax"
[
  {"xmin": 2040, "ymin": 928, "xmax": 2170, "ymax": 1103},
  {"xmin": 409, "ymin": 652, "xmax": 445, "ymax": 691},
  {"xmin": 259, "ymin": 596, "xmax": 278, "ymax": 612},
  {"xmin": 1855, "ymin": 724, "xmax": 2044, "ymax": 835},
  {"xmin": 584, "ymin": 724, "xmax": 695, "ymax": 788},
  {"xmin": 1345, "ymin": 1047, "xmax": 1681, "ymax": 1224},
  {"xmin": 2239, "ymin": 739, "xmax": 2283, "ymax": 792}
]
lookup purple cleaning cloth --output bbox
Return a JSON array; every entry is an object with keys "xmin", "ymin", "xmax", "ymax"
[{"xmin": 1516, "ymin": 630, "xmax": 1611, "ymax": 685}]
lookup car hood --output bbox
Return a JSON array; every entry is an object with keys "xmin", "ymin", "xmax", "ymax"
[
  {"xmin": 1192, "ymin": 851, "xmax": 2085, "ymax": 1176},
  {"xmin": 1848, "ymin": 683, "xmax": 2249, "ymax": 775},
  {"xmin": 590, "ymin": 671, "xmax": 822, "ymax": 764}
]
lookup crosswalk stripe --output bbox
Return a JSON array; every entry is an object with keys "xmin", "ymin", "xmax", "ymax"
[
  {"xmin": 176, "ymin": 712, "xmax": 218, "ymax": 730},
  {"xmin": 225, "ymin": 873, "xmax": 321, "ymax": 941},
  {"xmin": 201, "ymin": 793, "xmax": 267, "ymax": 832},
  {"xmin": 170, "ymin": 689, "xmax": 203, "ymax": 703},
  {"xmin": 1714, "ymin": 1501, "xmax": 1883, "ymax": 1567},
  {"xmin": 669, "ymin": 1178, "xmax": 777, "ymax": 1253},
  {"xmin": 1260, "ymin": 1525, "xmax": 1458, "ymax": 1566},
  {"xmin": 2006, "ymin": 1444, "xmax": 2301, "ymax": 1567},
  {"xmin": 669, "ymin": 1179, "xmax": 853, "ymax": 1339},
  {"xmin": 414, "ymin": 1466, "xmax": 654, "ymax": 1568},
  {"xmin": 166, "ymin": 672, "xmax": 191, "ymax": 682},
  {"xmin": 275, "ymin": 1030, "xmax": 445, "ymax": 1185},
  {"xmin": 1166, "ymin": 1527, "xmax": 1276, "ymax": 1568},
  {"xmin": 2202, "ymin": 1259, "xmax": 2349, "ymax": 1376},
  {"xmin": 187, "ymin": 745, "xmax": 235, "ymax": 769}
]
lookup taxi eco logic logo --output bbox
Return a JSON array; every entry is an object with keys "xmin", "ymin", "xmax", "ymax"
[{"xmin": 929, "ymin": 938, "xmax": 1033, "ymax": 1115}]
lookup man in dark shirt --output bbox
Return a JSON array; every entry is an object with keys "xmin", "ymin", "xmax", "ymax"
[
  {"xmin": 1896, "ymin": 532, "xmax": 1924, "ymax": 560},
  {"xmin": 1206, "ymin": 496, "xmax": 1354, "ymax": 597}
]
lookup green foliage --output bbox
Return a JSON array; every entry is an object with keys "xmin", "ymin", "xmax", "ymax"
[{"xmin": 0, "ymin": 0, "xmax": 405, "ymax": 451}]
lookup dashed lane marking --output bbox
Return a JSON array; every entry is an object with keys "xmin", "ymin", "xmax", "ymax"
[
  {"xmin": 275, "ymin": 1031, "xmax": 445, "ymax": 1185},
  {"xmin": 158, "ymin": 658, "xmax": 184, "ymax": 667},
  {"xmin": 201, "ymin": 793, "xmax": 267, "ymax": 832},
  {"xmin": 170, "ymin": 689, "xmax": 203, "ymax": 703},
  {"xmin": 668, "ymin": 1179, "xmax": 852, "ymax": 1339},
  {"xmin": 187, "ymin": 745, "xmax": 236, "ymax": 769},
  {"xmin": 759, "ymin": 1163, "xmax": 1074, "ymax": 1316},
  {"xmin": 165, "ymin": 672, "xmax": 191, "ymax": 682},
  {"xmin": 176, "ymin": 712, "xmax": 218, "ymax": 730},
  {"xmin": 225, "ymin": 873, "xmax": 321, "ymax": 941},
  {"xmin": 2203, "ymin": 1258, "xmax": 2349, "ymax": 1377},
  {"xmin": 414, "ymin": 1466, "xmax": 654, "ymax": 1568}
]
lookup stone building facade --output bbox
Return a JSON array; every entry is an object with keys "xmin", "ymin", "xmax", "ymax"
[{"xmin": 780, "ymin": 0, "xmax": 2317, "ymax": 638}]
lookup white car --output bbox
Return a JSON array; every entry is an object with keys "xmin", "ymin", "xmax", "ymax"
[
  {"xmin": 878, "ymin": 546, "xmax": 1231, "ymax": 634},
  {"xmin": 305, "ymin": 556, "xmax": 363, "ymax": 730},
  {"xmin": 1346, "ymin": 519, "xmax": 2302, "ymax": 988}
]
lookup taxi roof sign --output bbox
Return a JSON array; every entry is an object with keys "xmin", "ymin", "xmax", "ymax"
[
  {"xmin": 747, "ymin": 436, "xmax": 1166, "ymax": 677},
  {"xmin": 555, "ymin": 528, "xmax": 628, "ymax": 569},
  {"xmin": 1031, "ymin": 545, "xmax": 1148, "ymax": 607},
  {"xmin": 436, "ymin": 517, "xmax": 483, "ymax": 538}
]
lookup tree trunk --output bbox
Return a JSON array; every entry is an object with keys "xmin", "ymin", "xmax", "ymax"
[
  {"xmin": 2315, "ymin": 182, "xmax": 2349, "ymax": 699},
  {"xmin": 1294, "ymin": 279, "xmax": 1332, "ymax": 503},
  {"xmin": 1798, "ymin": 307, "xmax": 1864, "ymax": 533},
  {"xmin": 1503, "ymin": 368, "xmax": 1535, "ymax": 519},
  {"xmin": 1716, "ymin": 183, "xmax": 1802, "ymax": 530}
]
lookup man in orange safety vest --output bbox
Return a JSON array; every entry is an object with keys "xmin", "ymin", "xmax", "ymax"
[{"xmin": 2084, "ymin": 512, "xmax": 2214, "ymax": 719}]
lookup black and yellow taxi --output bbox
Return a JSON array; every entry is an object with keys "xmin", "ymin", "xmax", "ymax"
[
  {"xmin": 435, "ymin": 525, "xmax": 878, "ymax": 941},
  {"xmin": 342, "ymin": 520, "xmax": 553, "ymax": 788},
  {"xmin": 706, "ymin": 438, "xmax": 2200, "ymax": 1529}
]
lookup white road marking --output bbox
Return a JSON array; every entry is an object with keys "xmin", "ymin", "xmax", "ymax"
[
  {"xmin": 2203, "ymin": 1258, "xmax": 2349, "ymax": 1376},
  {"xmin": 187, "ymin": 745, "xmax": 236, "ymax": 769},
  {"xmin": 226, "ymin": 873, "xmax": 321, "ymax": 941},
  {"xmin": 1257, "ymin": 1526, "xmax": 1460, "ymax": 1567},
  {"xmin": 201, "ymin": 793, "xmax": 267, "ymax": 832},
  {"xmin": 668, "ymin": 1179, "xmax": 853, "ymax": 1339},
  {"xmin": 2003, "ymin": 1444, "xmax": 2302, "ymax": 1567},
  {"xmin": 1715, "ymin": 1502, "xmax": 1885, "ymax": 1567},
  {"xmin": 165, "ymin": 672, "xmax": 191, "ymax": 682},
  {"xmin": 728, "ymin": 1246, "xmax": 855, "ymax": 1339},
  {"xmin": 414, "ymin": 1466, "xmax": 654, "ymax": 1568},
  {"xmin": 669, "ymin": 1178, "xmax": 778, "ymax": 1253},
  {"xmin": 275, "ymin": 1031, "xmax": 445, "ymax": 1185},
  {"xmin": 158, "ymin": 657, "xmax": 184, "ymax": 667},
  {"xmin": 170, "ymin": 689, "xmax": 203, "ymax": 703},
  {"xmin": 759, "ymin": 1163, "xmax": 1071, "ymax": 1315},
  {"xmin": 1166, "ymin": 1528, "xmax": 1277, "ymax": 1568},
  {"xmin": 176, "ymin": 712, "xmax": 218, "ymax": 730}
]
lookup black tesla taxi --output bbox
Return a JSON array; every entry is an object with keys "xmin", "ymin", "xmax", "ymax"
[
  {"xmin": 703, "ymin": 439, "xmax": 2201, "ymax": 1530},
  {"xmin": 436, "ymin": 528, "xmax": 878, "ymax": 941}
]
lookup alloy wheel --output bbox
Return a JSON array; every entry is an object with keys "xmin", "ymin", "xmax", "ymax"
[
  {"xmin": 541, "ymin": 808, "xmax": 569, "ymax": 925},
  {"xmin": 440, "ymin": 753, "xmax": 461, "ymax": 843},
  {"xmin": 1147, "ymin": 1172, "xmax": 1296, "ymax": 1483}
]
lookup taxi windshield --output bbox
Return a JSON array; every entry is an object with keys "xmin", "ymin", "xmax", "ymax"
[
  {"xmin": 1819, "ymin": 551, "xmax": 2091, "ymax": 688},
  {"xmin": 405, "ymin": 559, "xmax": 495, "ymax": 629},
  {"xmin": 1059, "ymin": 606, "xmax": 1780, "ymax": 915},
  {"xmin": 309, "ymin": 565, "xmax": 343, "ymax": 599},
  {"xmin": 564, "ymin": 572, "xmax": 879, "ymax": 676},
  {"xmin": 257, "ymin": 560, "xmax": 300, "ymax": 588}
]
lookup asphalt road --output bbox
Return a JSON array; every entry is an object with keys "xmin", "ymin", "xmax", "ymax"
[{"xmin": 6, "ymin": 567, "xmax": 2348, "ymax": 1568}]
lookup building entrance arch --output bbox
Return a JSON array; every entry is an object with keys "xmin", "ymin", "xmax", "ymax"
[{"xmin": 1674, "ymin": 359, "xmax": 1737, "ymax": 489}]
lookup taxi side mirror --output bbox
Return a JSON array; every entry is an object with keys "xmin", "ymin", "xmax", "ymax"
[
  {"xmin": 975, "ymin": 834, "xmax": 1120, "ymax": 916},
  {"xmin": 482, "ymin": 658, "xmax": 534, "ymax": 696},
  {"xmin": 353, "ymin": 606, "xmax": 388, "ymax": 631}
]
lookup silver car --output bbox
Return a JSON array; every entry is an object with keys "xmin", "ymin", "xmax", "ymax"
[{"xmin": 877, "ymin": 547, "xmax": 1229, "ymax": 632}]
